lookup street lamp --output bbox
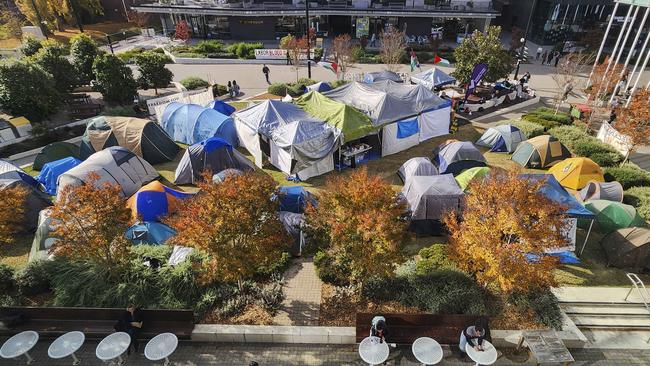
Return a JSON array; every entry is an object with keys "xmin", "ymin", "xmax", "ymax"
[
  {"xmin": 305, "ymin": 0, "xmax": 312, "ymax": 78},
  {"xmin": 514, "ymin": 0, "xmax": 538, "ymax": 80}
]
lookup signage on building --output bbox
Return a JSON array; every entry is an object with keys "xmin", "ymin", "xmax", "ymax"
[
  {"xmin": 254, "ymin": 49, "xmax": 312, "ymax": 60},
  {"xmin": 356, "ymin": 17, "xmax": 369, "ymax": 39}
]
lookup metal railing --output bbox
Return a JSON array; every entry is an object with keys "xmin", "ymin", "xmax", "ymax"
[{"xmin": 625, "ymin": 273, "xmax": 650, "ymax": 314}]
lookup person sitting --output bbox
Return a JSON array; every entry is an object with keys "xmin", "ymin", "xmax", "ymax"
[
  {"xmin": 232, "ymin": 80, "xmax": 240, "ymax": 97},
  {"xmin": 370, "ymin": 315, "xmax": 389, "ymax": 343},
  {"xmin": 227, "ymin": 81, "xmax": 233, "ymax": 98},
  {"xmin": 459, "ymin": 318, "xmax": 490, "ymax": 357},
  {"xmin": 115, "ymin": 304, "xmax": 143, "ymax": 355}
]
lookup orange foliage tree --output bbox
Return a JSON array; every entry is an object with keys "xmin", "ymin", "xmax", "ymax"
[
  {"xmin": 174, "ymin": 20, "xmax": 190, "ymax": 43},
  {"xmin": 444, "ymin": 170, "xmax": 569, "ymax": 294},
  {"xmin": 165, "ymin": 172, "xmax": 288, "ymax": 283},
  {"xmin": 305, "ymin": 168, "xmax": 410, "ymax": 284},
  {"xmin": 280, "ymin": 35, "xmax": 309, "ymax": 82},
  {"xmin": 616, "ymin": 89, "xmax": 650, "ymax": 158},
  {"xmin": 587, "ymin": 60, "xmax": 626, "ymax": 101},
  {"xmin": 0, "ymin": 185, "xmax": 29, "ymax": 244},
  {"xmin": 50, "ymin": 173, "xmax": 132, "ymax": 274}
]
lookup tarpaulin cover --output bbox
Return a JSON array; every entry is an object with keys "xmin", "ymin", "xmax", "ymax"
[
  {"xmin": 363, "ymin": 70, "xmax": 402, "ymax": 83},
  {"xmin": 127, "ymin": 181, "xmax": 193, "ymax": 222},
  {"xmin": 126, "ymin": 221, "xmax": 176, "ymax": 245},
  {"xmin": 0, "ymin": 159, "xmax": 41, "ymax": 189},
  {"xmin": 36, "ymin": 157, "xmax": 81, "ymax": 195},
  {"xmin": 207, "ymin": 100, "xmax": 236, "ymax": 116},
  {"xmin": 161, "ymin": 102, "xmax": 238, "ymax": 146},
  {"xmin": 174, "ymin": 137, "xmax": 254, "ymax": 185},
  {"xmin": 434, "ymin": 141, "xmax": 487, "ymax": 175},
  {"xmin": 410, "ymin": 67, "xmax": 456, "ymax": 89},
  {"xmin": 401, "ymin": 174, "xmax": 464, "ymax": 220},
  {"xmin": 396, "ymin": 117, "xmax": 419, "ymax": 139},
  {"xmin": 368, "ymin": 80, "xmax": 452, "ymax": 112},
  {"xmin": 520, "ymin": 174, "xmax": 596, "ymax": 219}
]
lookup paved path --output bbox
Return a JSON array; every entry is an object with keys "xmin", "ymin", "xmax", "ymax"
[
  {"xmin": 2, "ymin": 341, "xmax": 650, "ymax": 365},
  {"xmin": 273, "ymin": 257, "xmax": 322, "ymax": 326}
]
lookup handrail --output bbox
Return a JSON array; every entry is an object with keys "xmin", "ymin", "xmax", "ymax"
[{"xmin": 625, "ymin": 273, "xmax": 650, "ymax": 314}]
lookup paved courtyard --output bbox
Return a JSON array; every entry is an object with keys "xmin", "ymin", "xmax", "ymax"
[{"xmin": 273, "ymin": 258, "xmax": 322, "ymax": 326}]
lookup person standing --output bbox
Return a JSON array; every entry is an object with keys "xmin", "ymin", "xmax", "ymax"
[
  {"xmin": 553, "ymin": 51, "xmax": 561, "ymax": 67},
  {"xmin": 286, "ymin": 51, "xmax": 292, "ymax": 65},
  {"xmin": 227, "ymin": 81, "xmax": 233, "ymax": 98},
  {"xmin": 232, "ymin": 80, "xmax": 240, "ymax": 97},
  {"xmin": 262, "ymin": 64, "xmax": 270, "ymax": 84},
  {"xmin": 536, "ymin": 46, "xmax": 543, "ymax": 60},
  {"xmin": 541, "ymin": 50, "xmax": 548, "ymax": 64}
]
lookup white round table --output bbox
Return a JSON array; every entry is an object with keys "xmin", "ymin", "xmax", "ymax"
[
  {"xmin": 0, "ymin": 330, "xmax": 39, "ymax": 365},
  {"xmin": 48, "ymin": 331, "xmax": 85, "ymax": 365},
  {"xmin": 144, "ymin": 333, "xmax": 178, "ymax": 366},
  {"xmin": 465, "ymin": 340, "xmax": 498, "ymax": 366},
  {"xmin": 96, "ymin": 332, "xmax": 130, "ymax": 365},
  {"xmin": 358, "ymin": 336, "xmax": 390, "ymax": 365},
  {"xmin": 412, "ymin": 337, "xmax": 443, "ymax": 365}
]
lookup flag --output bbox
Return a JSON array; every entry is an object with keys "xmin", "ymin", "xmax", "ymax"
[
  {"xmin": 434, "ymin": 54, "xmax": 450, "ymax": 66},
  {"xmin": 318, "ymin": 61, "xmax": 338, "ymax": 74}
]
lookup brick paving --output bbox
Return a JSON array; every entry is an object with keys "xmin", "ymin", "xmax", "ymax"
[
  {"xmin": 3, "ymin": 341, "xmax": 650, "ymax": 365},
  {"xmin": 273, "ymin": 258, "xmax": 322, "ymax": 326}
]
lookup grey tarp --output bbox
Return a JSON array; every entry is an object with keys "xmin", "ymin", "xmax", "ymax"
[
  {"xmin": 579, "ymin": 181, "xmax": 624, "ymax": 202},
  {"xmin": 279, "ymin": 211, "xmax": 305, "ymax": 256},
  {"xmin": 0, "ymin": 178, "xmax": 52, "ymax": 231},
  {"xmin": 29, "ymin": 207, "xmax": 57, "ymax": 262},
  {"xmin": 401, "ymin": 174, "xmax": 464, "ymax": 220},
  {"xmin": 174, "ymin": 137, "xmax": 254, "ymax": 185},
  {"xmin": 410, "ymin": 67, "xmax": 456, "ymax": 89},
  {"xmin": 398, "ymin": 157, "xmax": 439, "ymax": 183},
  {"xmin": 364, "ymin": 70, "xmax": 403, "ymax": 83},
  {"xmin": 601, "ymin": 227, "xmax": 650, "ymax": 268},
  {"xmin": 434, "ymin": 141, "xmax": 487, "ymax": 175},
  {"xmin": 367, "ymin": 80, "xmax": 451, "ymax": 113}
]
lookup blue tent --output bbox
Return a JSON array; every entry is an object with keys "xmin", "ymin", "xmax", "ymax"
[
  {"xmin": 278, "ymin": 186, "xmax": 316, "ymax": 213},
  {"xmin": 206, "ymin": 100, "xmax": 236, "ymax": 116},
  {"xmin": 125, "ymin": 221, "xmax": 176, "ymax": 245},
  {"xmin": 520, "ymin": 174, "xmax": 596, "ymax": 219},
  {"xmin": 305, "ymin": 82, "xmax": 331, "ymax": 93},
  {"xmin": 35, "ymin": 157, "xmax": 81, "ymax": 195},
  {"xmin": 161, "ymin": 102, "xmax": 238, "ymax": 146}
]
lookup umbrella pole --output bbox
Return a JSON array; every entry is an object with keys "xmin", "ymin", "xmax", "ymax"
[{"xmin": 579, "ymin": 219, "xmax": 595, "ymax": 257}]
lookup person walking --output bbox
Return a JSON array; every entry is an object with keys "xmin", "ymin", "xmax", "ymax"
[
  {"xmin": 553, "ymin": 51, "xmax": 561, "ymax": 67},
  {"xmin": 286, "ymin": 51, "xmax": 292, "ymax": 65},
  {"xmin": 262, "ymin": 64, "xmax": 270, "ymax": 84},
  {"xmin": 536, "ymin": 46, "xmax": 543, "ymax": 60},
  {"xmin": 541, "ymin": 50, "xmax": 548, "ymax": 64}
]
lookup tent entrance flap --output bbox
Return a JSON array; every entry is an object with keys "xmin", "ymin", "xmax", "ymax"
[{"xmin": 396, "ymin": 117, "xmax": 419, "ymax": 139}]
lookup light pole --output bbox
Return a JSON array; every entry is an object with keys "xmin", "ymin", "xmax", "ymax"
[
  {"xmin": 514, "ymin": 0, "xmax": 538, "ymax": 80},
  {"xmin": 305, "ymin": 0, "xmax": 312, "ymax": 78}
]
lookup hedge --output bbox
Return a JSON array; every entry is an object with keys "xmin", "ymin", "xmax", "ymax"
[
  {"xmin": 498, "ymin": 120, "xmax": 545, "ymax": 138},
  {"xmin": 510, "ymin": 288, "xmax": 563, "ymax": 329},
  {"xmin": 522, "ymin": 108, "xmax": 573, "ymax": 130},
  {"xmin": 624, "ymin": 187, "xmax": 650, "ymax": 221},
  {"xmin": 267, "ymin": 78, "xmax": 317, "ymax": 97},
  {"xmin": 548, "ymin": 125, "xmax": 623, "ymax": 167},
  {"xmin": 605, "ymin": 165, "xmax": 650, "ymax": 189},
  {"xmin": 415, "ymin": 244, "xmax": 455, "ymax": 275},
  {"xmin": 180, "ymin": 77, "xmax": 210, "ymax": 91}
]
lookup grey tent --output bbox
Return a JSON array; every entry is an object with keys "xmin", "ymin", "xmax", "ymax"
[
  {"xmin": 601, "ymin": 227, "xmax": 650, "ymax": 268},
  {"xmin": 398, "ymin": 157, "xmax": 438, "ymax": 183},
  {"xmin": 410, "ymin": 67, "xmax": 456, "ymax": 89},
  {"xmin": 325, "ymin": 81, "xmax": 411, "ymax": 126},
  {"xmin": 0, "ymin": 159, "xmax": 43, "ymax": 190},
  {"xmin": 433, "ymin": 141, "xmax": 487, "ymax": 176},
  {"xmin": 401, "ymin": 174, "xmax": 464, "ymax": 220},
  {"xmin": 57, "ymin": 147, "xmax": 158, "ymax": 200},
  {"xmin": 279, "ymin": 211, "xmax": 305, "ymax": 256},
  {"xmin": 29, "ymin": 208, "xmax": 57, "ymax": 262},
  {"xmin": 363, "ymin": 70, "xmax": 403, "ymax": 83},
  {"xmin": 0, "ymin": 178, "xmax": 52, "ymax": 231},
  {"xmin": 475, "ymin": 125, "xmax": 526, "ymax": 153},
  {"xmin": 579, "ymin": 180, "xmax": 624, "ymax": 202},
  {"xmin": 174, "ymin": 137, "xmax": 254, "ymax": 185},
  {"xmin": 212, "ymin": 168, "xmax": 244, "ymax": 183}
]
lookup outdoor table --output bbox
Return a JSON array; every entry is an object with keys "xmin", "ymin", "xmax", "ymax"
[
  {"xmin": 358, "ymin": 336, "xmax": 390, "ymax": 365},
  {"xmin": 96, "ymin": 332, "xmax": 130, "ymax": 366},
  {"xmin": 48, "ymin": 331, "xmax": 85, "ymax": 365},
  {"xmin": 517, "ymin": 330, "xmax": 574, "ymax": 365},
  {"xmin": 465, "ymin": 339, "xmax": 498, "ymax": 366},
  {"xmin": 411, "ymin": 337, "xmax": 443, "ymax": 365},
  {"xmin": 341, "ymin": 144, "xmax": 372, "ymax": 169},
  {"xmin": 144, "ymin": 332, "xmax": 178, "ymax": 366},
  {"xmin": 0, "ymin": 330, "xmax": 39, "ymax": 365}
]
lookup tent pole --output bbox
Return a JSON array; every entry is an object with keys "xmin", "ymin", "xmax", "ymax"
[{"xmin": 579, "ymin": 219, "xmax": 595, "ymax": 257}]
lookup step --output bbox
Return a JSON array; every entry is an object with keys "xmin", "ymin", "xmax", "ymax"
[
  {"xmin": 563, "ymin": 305, "xmax": 650, "ymax": 316},
  {"xmin": 572, "ymin": 315, "xmax": 650, "ymax": 329},
  {"xmin": 560, "ymin": 301, "xmax": 648, "ymax": 308}
]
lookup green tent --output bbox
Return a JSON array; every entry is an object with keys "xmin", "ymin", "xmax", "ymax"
[
  {"xmin": 455, "ymin": 166, "xmax": 490, "ymax": 191},
  {"xmin": 585, "ymin": 199, "xmax": 646, "ymax": 233},
  {"xmin": 294, "ymin": 91, "xmax": 375, "ymax": 142},
  {"xmin": 33, "ymin": 142, "xmax": 80, "ymax": 171}
]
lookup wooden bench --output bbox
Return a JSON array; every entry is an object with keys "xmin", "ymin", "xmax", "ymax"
[
  {"xmin": 0, "ymin": 307, "xmax": 194, "ymax": 340},
  {"xmin": 356, "ymin": 313, "xmax": 490, "ymax": 345}
]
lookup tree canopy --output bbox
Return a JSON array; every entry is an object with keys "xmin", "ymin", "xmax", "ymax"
[
  {"xmin": 15, "ymin": 0, "xmax": 102, "ymax": 32},
  {"xmin": 0, "ymin": 184, "xmax": 29, "ymax": 245},
  {"xmin": 616, "ymin": 89, "xmax": 650, "ymax": 155},
  {"xmin": 331, "ymin": 34, "xmax": 356, "ymax": 79},
  {"xmin": 31, "ymin": 41, "xmax": 77, "ymax": 92},
  {"xmin": 0, "ymin": 59, "xmax": 61, "ymax": 121},
  {"xmin": 70, "ymin": 33, "xmax": 100, "ymax": 85},
  {"xmin": 379, "ymin": 25, "xmax": 405, "ymax": 73},
  {"xmin": 92, "ymin": 53, "xmax": 138, "ymax": 105},
  {"xmin": 452, "ymin": 26, "xmax": 514, "ymax": 84},
  {"xmin": 135, "ymin": 51, "xmax": 173, "ymax": 95}
]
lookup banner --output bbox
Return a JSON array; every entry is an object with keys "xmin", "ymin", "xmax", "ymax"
[
  {"xmin": 356, "ymin": 17, "xmax": 369, "ymax": 39},
  {"xmin": 146, "ymin": 89, "xmax": 214, "ymax": 122},
  {"xmin": 464, "ymin": 63, "xmax": 488, "ymax": 101},
  {"xmin": 597, "ymin": 121, "xmax": 632, "ymax": 156},
  {"xmin": 254, "ymin": 49, "xmax": 313, "ymax": 60}
]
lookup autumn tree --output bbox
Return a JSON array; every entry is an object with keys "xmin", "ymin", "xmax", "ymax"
[
  {"xmin": 331, "ymin": 34, "xmax": 356, "ymax": 79},
  {"xmin": 551, "ymin": 52, "xmax": 594, "ymax": 112},
  {"xmin": 305, "ymin": 168, "xmax": 410, "ymax": 284},
  {"xmin": 50, "ymin": 173, "xmax": 132, "ymax": 275},
  {"xmin": 15, "ymin": 0, "xmax": 102, "ymax": 32},
  {"xmin": 379, "ymin": 25, "xmax": 405, "ymax": 72},
  {"xmin": 444, "ymin": 170, "xmax": 569, "ymax": 294},
  {"xmin": 280, "ymin": 34, "xmax": 309, "ymax": 82},
  {"xmin": 166, "ymin": 172, "xmax": 288, "ymax": 283},
  {"xmin": 128, "ymin": 10, "xmax": 150, "ymax": 28},
  {"xmin": 174, "ymin": 20, "xmax": 190, "ymax": 42},
  {"xmin": 587, "ymin": 59, "xmax": 626, "ymax": 102},
  {"xmin": 0, "ymin": 185, "xmax": 29, "ymax": 245},
  {"xmin": 615, "ymin": 89, "xmax": 650, "ymax": 161},
  {"xmin": 453, "ymin": 26, "xmax": 514, "ymax": 83}
]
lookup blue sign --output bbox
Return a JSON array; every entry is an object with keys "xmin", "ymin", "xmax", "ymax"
[{"xmin": 464, "ymin": 63, "xmax": 488, "ymax": 101}]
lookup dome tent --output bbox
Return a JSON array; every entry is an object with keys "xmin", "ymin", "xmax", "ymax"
[
  {"xmin": 206, "ymin": 100, "xmax": 236, "ymax": 116},
  {"xmin": 455, "ymin": 166, "xmax": 491, "ymax": 191},
  {"xmin": 578, "ymin": 180, "xmax": 624, "ymax": 202},
  {"xmin": 401, "ymin": 174, "xmax": 464, "ymax": 221},
  {"xmin": 585, "ymin": 200, "xmax": 646, "ymax": 233},
  {"xmin": 277, "ymin": 186, "xmax": 316, "ymax": 214},
  {"xmin": 127, "ymin": 181, "xmax": 193, "ymax": 222},
  {"xmin": 397, "ymin": 157, "xmax": 438, "ymax": 183},
  {"xmin": 32, "ymin": 142, "xmax": 80, "ymax": 171},
  {"xmin": 0, "ymin": 159, "xmax": 42, "ymax": 190},
  {"xmin": 549, "ymin": 157, "xmax": 604, "ymax": 190},
  {"xmin": 475, "ymin": 125, "xmax": 525, "ymax": 153},
  {"xmin": 212, "ymin": 168, "xmax": 244, "ymax": 183},
  {"xmin": 161, "ymin": 102, "xmax": 238, "ymax": 146},
  {"xmin": 433, "ymin": 141, "xmax": 487, "ymax": 176},
  {"xmin": 174, "ymin": 137, "xmax": 254, "ymax": 185},
  {"xmin": 35, "ymin": 157, "xmax": 82, "ymax": 195},
  {"xmin": 305, "ymin": 81, "xmax": 332, "ymax": 93},
  {"xmin": 410, "ymin": 67, "xmax": 456, "ymax": 90},
  {"xmin": 125, "ymin": 221, "xmax": 177, "ymax": 245},
  {"xmin": 511, "ymin": 135, "xmax": 571, "ymax": 169},
  {"xmin": 79, "ymin": 116, "xmax": 179, "ymax": 164},
  {"xmin": 601, "ymin": 227, "xmax": 650, "ymax": 268}
]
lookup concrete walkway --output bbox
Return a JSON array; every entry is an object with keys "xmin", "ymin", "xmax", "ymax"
[{"xmin": 273, "ymin": 258, "xmax": 322, "ymax": 326}]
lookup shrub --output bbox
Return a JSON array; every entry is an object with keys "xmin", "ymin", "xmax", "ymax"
[
  {"xmin": 213, "ymin": 84, "xmax": 228, "ymax": 97},
  {"xmin": 194, "ymin": 40, "xmax": 224, "ymax": 54},
  {"xmin": 499, "ymin": 120, "xmax": 545, "ymax": 138},
  {"xmin": 522, "ymin": 108, "xmax": 573, "ymax": 130},
  {"xmin": 101, "ymin": 105, "xmax": 137, "ymax": 117},
  {"xmin": 20, "ymin": 36, "xmax": 42, "ymax": 57},
  {"xmin": 572, "ymin": 140, "xmax": 623, "ymax": 167},
  {"xmin": 268, "ymin": 82, "xmax": 289, "ymax": 96},
  {"xmin": 548, "ymin": 125, "xmax": 590, "ymax": 149},
  {"xmin": 361, "ymin": 276, "xmax": 410, "ymax": 302},
  {"xmin": 226, "ymin": 42, "xmax": 263, "ymax": 59},
  {"xmin": 624, "ymin": 187, "xmax": 650, "ymax": 221},
  {"xmin": 521, "ymin": 114, "xmax": 560, "ymax": 130},
  {"xmin": 511, "ymin": 288, "xmax": 563, "ymax": 329},
  {"xmin": 313, "ymin": 250, "xmax": 351, "ymax": 286},
  {"xmin": 605, "ymin": 165, "xmax": 650, "ymax": 189},
  {"xmin": 15, "ymin": 260, "xmax": 54, "ymax": 296},
  {"xmin": 180, "ymin": 76, "xmax": 209, "ymax": 90},
  {"xmin": 330, "ymin": 80, "xmax": 349, "ymax": 89},
  {"xmin": 255, "ymin": 252, "xmax": 291, "ymax": 279},
  {"xmin": 416, "ymin": 244, "xmax": 455, "ymax": 275},
  {"xmin": 0, "ymin": 263, "xmax": 15, "ymax": 293}
]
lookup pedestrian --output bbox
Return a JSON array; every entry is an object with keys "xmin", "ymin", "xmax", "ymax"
[
  {"xmin": 541, "ymin": 50, "xmax": 548, "ymax": 64},
  {"xmin": 114, "ymin": 304, "xmax": 143, "ymax": 355},
  {"xmin": 561, "ymin": 81, "xmax": 573, "ymax": 103},
  {"xmin": 262, "ymin": 64, "xmax": 270, "ymax": 84},
  {"xmin": 370, "ymin": 33, "xmax": 376, "ymax": 47},
  {"xmin": 232, "ymin": 80, "xmax": 240, "ymax": 97},
  {"xmin": 227, "ymin": 81, "xmax": 233, "ymax": 98},
  {"xmin": 459, "ymin": 318, "xmax": 490, "ymax": 357},
  {"xmin": 370, "ymin": 315, "xmax": 389, "ymax": 344},
  {"xmin": 546, "ymin": 51, "xmax": 554, "ymax": 65},
  {"xmin": 286, "ymin": 50, "xmax": 291, "ymax": 65},
  {"xmin": 536, "ymin": 46, "xmax": 543, "ymax": 60},
  {"xmin": 554, "ymin": 51, "xmax": 561, "ymax": 67}
]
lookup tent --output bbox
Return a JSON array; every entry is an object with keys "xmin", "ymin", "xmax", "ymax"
[
  {"xmin": 585, "ymin": 200, "xmax": 646, "ymax": 233},
  {"xmin": 363, "ymin": 70, "xmax": 402, "ymax": 83},
  {"xmin": 29, "ymin": 208, "xmax": 57, "ymax": 262},
  {"xmin": 277, "ymin": 186, "xmax": 316, "ymax": 214},
  {"xmin": 549, "ymin": 157, "xmax": 604, "ymax": 190},
  {"xmin": 234, "ymin": 100, "xmax": 340, "ymax": 179},
  {"xmin": 433, "ymin": 141, "xmax": 487, "ymax": 176},
  {"xmin": 0, "ymin": 178, "xmax": 52, "ymax": 231},
  {"xmin": 601, "ymin": 227, "xmax": 650, "ymax": 268},
  {"xmin": 279, "ymin": 211, "xmax": 305, "ymax": 256},
  {"xmin": 207, "ymin": 100, "xmax": 236, "ymax": 116},
  {"xmin": 33, "ymin": 142, "xmax": 80, "ymax": 171},
  {"xmin": 127, "ymin": 181, "xmax": 193, "ymax": 222},
  {"xmin": 125, "ymin": 221, "xmax": 177, "ymax": 245},
  {"xmin": 455, "ymin": 166, "xmax": 491, "ymax": 191},
  {"xmin": 79, "ymin": 116, "xmax": 179, "ymax": 164},
  {"xmin": 174, "ymin": 137, "xmax": 254, "ymax": 185},
  {"xmin": 161, "ymin": 102, "xmax": 239, "ymax": 146},
  {"xmin": 410, "ymin": 67, "xmax": 456, "ymax": 89},
  {"xmin": 511, "ymin": 135, "xmax": 571, "ymax": 169},
  {"xmin": 35, "ymin": 157, "xmax": 82, "ymax": 195},
  {"xmin": 579, "ymin": 180, "xmax": 624, "ymax": 202},
  {"xmin": 397, "ymin": 157, "xmax": 438, "ymax": 183},
  {"xmin": 475, "ymin": 125, "xmax": 526, "ymax": 153},
  {"xmin": 401, "ymin": 174, "xmax": 464, "ymax": 220},
  {"xmin": 305, "ymin": 82, "xmax": 331, "ymax": 93},
  {"xmin": 1, "ymin": 159, "xmax": 42, "ymax": 190},
  {"xmin": 57, "ymin": 147, "xmax": 158, "ymax": 199},
  {"xmin": 212, "ymin": 168, "xmax": 244, "ymax": 183}
]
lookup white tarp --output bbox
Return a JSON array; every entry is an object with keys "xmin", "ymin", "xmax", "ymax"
[
  {"xmin": 147, "ymin": 89, "xmax": 214, "ymax": 122},
  {"xmin": 597, "ymin": 121, "xmax": 631, "ymax": 156},
  {"xmin": 235, "ymin": 118, "xmax": 263, "ymax": 168},
  {"xmin": 381, "ymin": 121, "xmax": 420, "ymax": 156},
  {"xmin": 419, "ymin": 108, "xmax": 451, "ymax": 142}
]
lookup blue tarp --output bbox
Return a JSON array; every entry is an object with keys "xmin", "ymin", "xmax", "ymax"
[
  {"xmin": 520, "ymin": 174, "xmax": 596, "ymax": 219},
  {"xmin": 278, "ymin": 186, "xmax": 316, "ymax": 213},
  {"xmin": 305, "ymin": 82, "xmax": 332, "ymax": 93},
  {"xmin": 125, "ymin": 221, "xmax": 177, "ymax": 245},
  {"xmin": 161, "ymin": 102, "xmax": 239, "ymax": 146},
  {"xmin": 396, "ymin": 117, "xmax": 419, "ymax": 139},
  {"xmin": 35, "ymin": 157, "xmax": 81, "ymax": 195},
  {"xmin": 207, "ymin": 100, "xmax": 236, "ymax": 116},
  {"xmin": 526, "ymin": 251, "xmax": 581, "ymax": 264}
]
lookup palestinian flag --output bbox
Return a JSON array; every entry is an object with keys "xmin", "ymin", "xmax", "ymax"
[
  {"xmin": 318, "ymin": 61, "xmax": 338, "ymax": 74},
  {"xmin": 434, "ymin": 54, "xmax": 450, "ymax": 66}
]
